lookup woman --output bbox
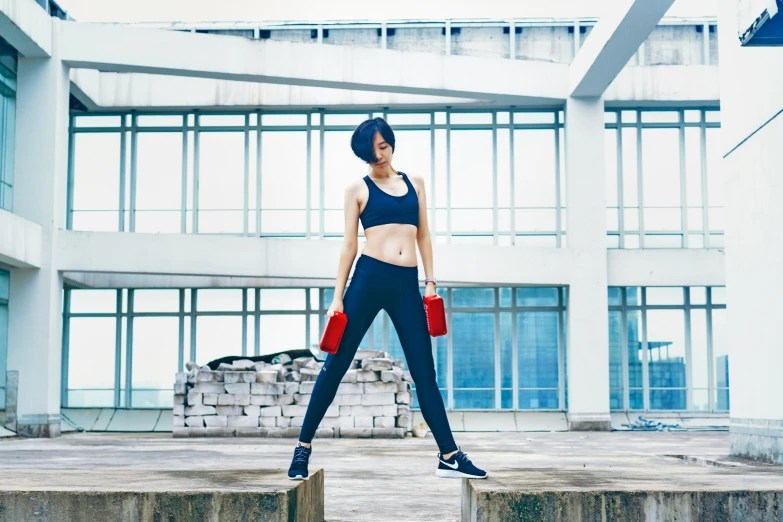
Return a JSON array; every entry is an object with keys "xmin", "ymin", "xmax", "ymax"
[{"xmin": 288, "ymin": 117, "xmax": 487, "ymax": 481}]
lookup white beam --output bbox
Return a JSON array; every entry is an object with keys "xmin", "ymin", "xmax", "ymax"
[
  {"xmin": 68, "ymin": 69, "xmax": 485, "ymax": 110},
  {"xmin": 68, "ymin": 69, "xmax": 99, "ymax": 110},
  {"xmin": 62, "ymin": 272, "xmax": 338, "ymax": 289},
  {"xmin": 607, "ymin": 249, "xmax": 725, "ymax": 287},
  {"xmin": 0, "ymin": 0, "xmax": 52, "ymax": 57},
  {"xmin": 570, "ymin": 0, "xmax": 676, "ymax": 97},
  {"xmin": 56, "ymin": 232, "xmax": 725, "ymax": 288},
  {"xmin": 68, "ymin": 64, "xmax": 721, "ymax": 110},
  {"xmin": 56, "ymin": 232, "xmax": 575, "ymax": 286},
  {"xmin": 58, "ymin": 0, "xmax": 718, "ymax": 24},
  {"xmin": 0, "ymin": 209, "xmax": 42, "ymax": 268},
  {"xmin": 605, "ymin": 65, "xmax": 719, "ymax": 106},
  {"xmin": 59, "ymin": 22, "xmax": 568, "ymax": 104}
]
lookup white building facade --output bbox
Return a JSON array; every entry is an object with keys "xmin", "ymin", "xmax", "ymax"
[{"xmin": 3, "ymin": 0, "xmax": 771, "ymax": 455}]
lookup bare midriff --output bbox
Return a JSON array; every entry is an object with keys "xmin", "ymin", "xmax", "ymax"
[{"xmin": 361, "ymin": 224, "xmax": 418, "ymax": 267}]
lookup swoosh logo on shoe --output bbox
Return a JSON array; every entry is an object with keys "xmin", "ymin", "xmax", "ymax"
[{"xmin": 439, "ymin": 460, "xmax": 458, "ymax": 469}]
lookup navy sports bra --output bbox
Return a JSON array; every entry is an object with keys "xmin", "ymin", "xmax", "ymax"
[{"xmin": 359, "ymin": 172, "xmax": 419, "ymax": 230}]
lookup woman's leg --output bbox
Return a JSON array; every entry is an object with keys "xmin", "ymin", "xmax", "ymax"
[
  {"xmin": 386, "ymin": 281, "xmax": 459, "ymax": 455},
  {"xmin": 298, "ymin": 273, "xmax": 381, "ymax": 444}
]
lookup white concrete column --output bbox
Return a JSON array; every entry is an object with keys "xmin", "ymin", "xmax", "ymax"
[
  {"xmin": 7, "ymin": 19, "xmax": 70, "ymax": 438},
  {"xmin": 565, "ymin": 96, "xmax": 610, "ymax": 431},
  {"xmin": 719, "ymin": 0, "xmax": 783, "ymax": 464}
]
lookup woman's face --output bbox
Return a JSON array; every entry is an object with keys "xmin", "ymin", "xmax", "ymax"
[{"xmin": 370, "ymin": 131, "xmax": 393, "ymax": 170}]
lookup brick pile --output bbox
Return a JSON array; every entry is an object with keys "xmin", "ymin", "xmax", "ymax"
[{"xmin": 173, "ymin": 350, "xmax": 413, "ymax": 438}]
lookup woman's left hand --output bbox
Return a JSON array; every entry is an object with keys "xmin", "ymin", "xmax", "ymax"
[{"xmin": 424, "ymin": 282, "xmax": 437, "ymax": 297}]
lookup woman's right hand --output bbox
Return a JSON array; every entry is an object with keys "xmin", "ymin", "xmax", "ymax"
[{"xmin": 327, "ymin": 299, "xmax": 344, "ymax": 318}]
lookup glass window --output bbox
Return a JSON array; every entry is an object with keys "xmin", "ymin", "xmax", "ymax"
[
  {"xmin": 451, "ymin": 130, "xmax": 493, "ymax": 211},
  {"xmin": 199, "ymin": 115, "xmax": 245, "ymax": 127},
  {"xmin": 642, "ymin": 128, "xmax": 681, "ymax": 232},
  {"xmin": 386, "ymin": 113, "xmax": 431, "ymax": 125},
  {"xmin": 497, "ymin": 128, "xmax": 511, "ymax": 217},
  {"xmin": 626, "ymin": 310, "xmax": 643, "ymax": 409},
  {"xmin": 647, "ymin": 310, "xmax": 686, "ymax": 410},
  {"xmin": 705, "ymin": 128, "xmax": 724, "ymax": 210},
  {"xmin": 605, "ymin": 129, "xmax": 618, "ymax": 208},
  {"xmin": 260, "ymin": 289, "xmax": 305, "ymax": 311},
  {"xmin": 690, "ymin": 309, "xmax": 709, "ymax": 411},
  {"xmin": 0, "ymin": 93, "xmax": 16, "ymax": 212},
  {"xmin": 133, "ymin": 290, "xmax": 179, "ymax": 313},
  {"xmin": 690, "ymin": 287, "xmax": 707, "ymax": 305},
  {"xmin": 608, "ymin": 287, "xmax": 622, "ymax": 306},
  {"xmin": 197, "ymin": 289, "xmax": 242, "ymax": 312},
  {"xmin": 514, "ymin": 129, "xmax": 556, "ymax": 208},
  {"xmin": 646, "ymin": 287, "xmax": 684, "ymax": 306},
  {"xmin": 392, "ymin": 130, "xmax": 431, "ymax": 192},
  {"xmin": 323, "ymin": 113, "xmax": 368, "ymax": 127},
  {"xmin": 517, "ymin": 288, "xmax": 558, "ymax": 307},
  {"xmin": 452, "ymin": 288, "xmax": 494, "ymax": 308},
  {"xmin": 641, "ymin": 111, "xmax": 679, "ymax": 123},
  {"xmin": 69, "ymin": 290, "xmax": 117, "ymax": 314},
  {"xmin": 324, "ymin": 131, "xmax": 365, "ymax": 211},
  {"xmin": 72, "ymin": 133, "xmax": 121, "ymax": 227},
  {"xmin": 136, "ymin": 115, "xmax": 183, "ymax": 127},
  {"xmin": 261, "ymin": 114, "xmax": 307, "ymax": 126},
  {"xmin": 711, "ymin": 287, "xmax": 726, "ymax": 305},
  {"xmin": 712, "ymin": 308, "xmax": 729, "ymax": 410},
  {"xmin": 261, "ymin": 131, "xmax": 307, "ymax": 211},
  {"xmin": 196, "ymin": 316, "xmax": 242, "ymax": 364},
  {"xmin": 500, "ymin": 312, "xmax": 513, "ymax": 408},
  {"xmin": 517, "ymin": 311, "xmax": 559, "ymax": 409},
  {"xmin": 68, "ymin": 317, "xmax": 116, "ymax": 406},
  {"xmin": 135, "ymin": 133, "xmax": 183, "ymax": 233},
  {"xmin": 0, "ymin": 302, "xmax": 7, "ymax": 409},
  {"xmin": 621, "ymin": 128, "xmax": 638, "ymax": 207},
  {"xmin": 198, "ymin": 132, "xmax": 244, "ymax": 232},
  {"xmin": 500, "ymin": 288, "xmax": 512, "ymax": 307},
  {"xmin": 684, "ymin": 128, "xmax": 703, "ymax": 209},
  {"xmin": 259, "ymin": 315, "xmax": 307, "ymax": 354},
  {"xmin": 608, "ymin": 310, "xmax": 624, "ymax": 410},
  {"xmin": 132, "ymin": 317, "xmax": 179, "ymax": 403},
  {"xmin": 452, "ymin": 312, "xmax": 495, "ymax": 409},
  {"xmin": 74, "ymin": 115, "xmax": 122, "ymax": 128}
]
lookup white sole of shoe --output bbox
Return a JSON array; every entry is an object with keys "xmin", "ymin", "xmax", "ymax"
[
  {"xmin": 288, "ymin": 475, "xmax": 309, "ymax": 481},
  {"xmin": 435, "ymin": 469, "xmax": 488, "ymax": 479}
]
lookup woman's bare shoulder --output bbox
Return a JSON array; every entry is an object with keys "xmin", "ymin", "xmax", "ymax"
[
  {"xmin": 345, "ymin": 178, "xmax": 369, "ymax": 202},
  {"xmin": 406, "ymin": 173, "xmax": 427, "ymax": 190}
]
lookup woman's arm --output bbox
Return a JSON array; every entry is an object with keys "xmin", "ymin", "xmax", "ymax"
[
  {"xmin": 328, "ymin": 182, "xmax": 361, "ymax": 315},
  {"xmin": 412, "ymin": 175, "xmax": 437, "ymax": 297}
]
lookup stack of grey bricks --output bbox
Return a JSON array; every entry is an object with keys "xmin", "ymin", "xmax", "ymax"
[{"xmin": 173, "ymin": 350, "xmax": 413, "ymax": 439}]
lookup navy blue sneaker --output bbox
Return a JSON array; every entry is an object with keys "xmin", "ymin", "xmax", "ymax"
[
  {"xmin": 288, "ymin": 444, "xmax": 312, "ymax": 481},
  {"xmin": 436, "ymin": 449, "xmax": 488, "ymax": 479}
]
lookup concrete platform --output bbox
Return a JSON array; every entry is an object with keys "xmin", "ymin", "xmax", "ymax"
[
  {"xmin": 463, "ymin": 461, "xmax": 783, "ymax": 521},
  {"xmin": 0, "ymin": 431, "xmax": 777, "ymax": 521},
  {"xmin": 0, "ymin": 468, "xmax": 323, "ymax": 522}
]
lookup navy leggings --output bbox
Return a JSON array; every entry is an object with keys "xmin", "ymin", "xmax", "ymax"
[{"xmin": 299, "ymin": 254, "xmax": 459, "ymax": 454}]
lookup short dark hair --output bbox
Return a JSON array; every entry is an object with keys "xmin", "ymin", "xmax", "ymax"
[{"xmin": 350, "ymin": 117, "xmax": 396, "ymax": 164}]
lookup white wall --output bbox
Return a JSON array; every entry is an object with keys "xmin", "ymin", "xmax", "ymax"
[
  {"xmin": 56, "ymin": 0, "xmax": 718, "ymax": 24},
  {"xmin": 719, "ymin": 0, "xmax": 783, "ymax": 462},
  {"xmin": 0, "ymin": 210, "xmax": 42, "ymax": 268}
]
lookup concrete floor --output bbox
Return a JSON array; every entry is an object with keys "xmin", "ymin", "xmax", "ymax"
[{"xmin": 0, "ymin": 431, "xmax": 776, "ymax": 522}]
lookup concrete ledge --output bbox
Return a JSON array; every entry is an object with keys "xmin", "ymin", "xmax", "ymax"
[
  {"xmin": 731, "ymin": 417, "xmax": 783, "ymax": 465},
  {"xmin": 462, "ymin": 469, "xmax": 783, "ymax": 522},
  {"xmin": 16, "ymin": 414, "xmax": 60, "ymax": 438},
  {"xmin": 0, "ymin": 469, "xmax": 324, "ymax": 522},
  {"xmin": 567, "ymin": 413, "xmax": 611, "ymax": 432}
]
